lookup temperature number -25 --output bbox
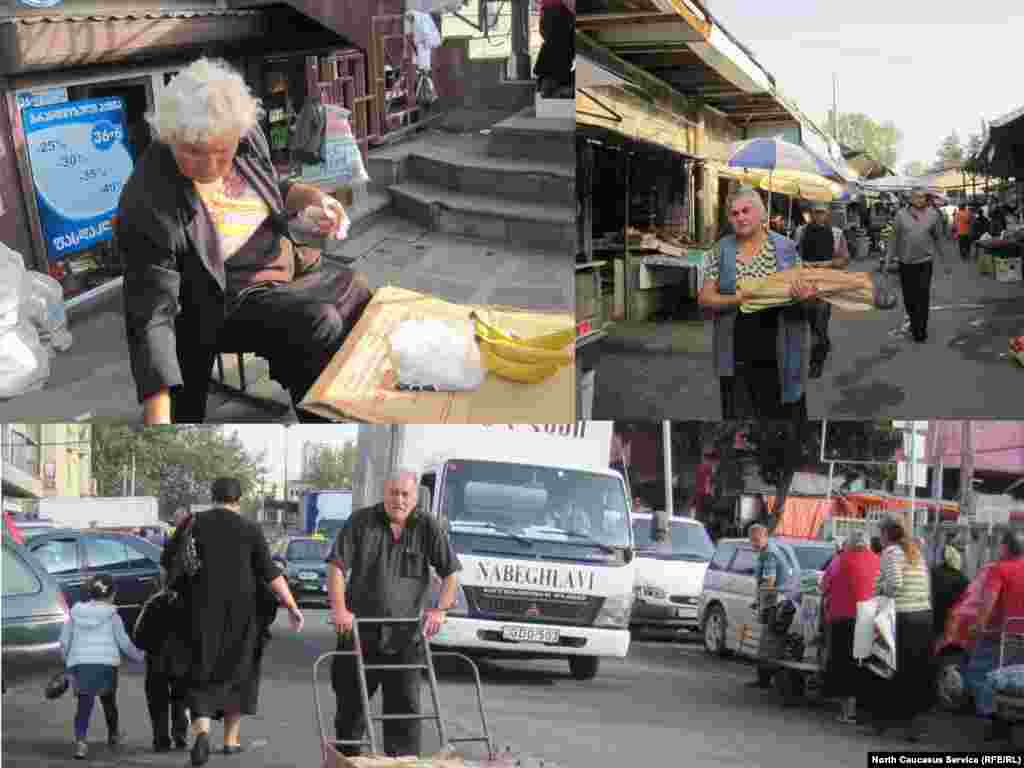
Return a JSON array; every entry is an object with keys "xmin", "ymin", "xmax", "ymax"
[{"xmin": 36, "ymin": 140, "xmax": 63, "ymax": 154}]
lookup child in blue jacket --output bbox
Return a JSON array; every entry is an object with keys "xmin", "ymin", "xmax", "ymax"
[{"xmin": 60, "ymin": 573, "xmax": 146, "ymax": 760}]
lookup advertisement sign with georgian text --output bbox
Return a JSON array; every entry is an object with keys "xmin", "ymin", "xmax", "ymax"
[{"xmin": 23, "ymin": 97, "xmax": 134, "ymax": 262}]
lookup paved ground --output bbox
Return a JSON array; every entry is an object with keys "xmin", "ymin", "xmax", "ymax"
[
  {"xmin": 2, "ymin": 615, "xmax": 1011, "ymax": 768},
  {"xmin": 591, "ymin": 237, "xmax": 1024, "ymax": 419},
  {"xmin": 0, "ymin": 194, "xmax": 571, "ymax": 425}
]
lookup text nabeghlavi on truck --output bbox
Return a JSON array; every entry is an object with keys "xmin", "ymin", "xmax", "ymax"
[{"xmin": 353, "ymin": 423, "xmax": 634, "ymax": 681}]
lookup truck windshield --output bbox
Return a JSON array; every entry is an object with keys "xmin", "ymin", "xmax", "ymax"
[
  {"xmin": 287, "ymin": 540, "xmax": 330, "ymax": 561},
  {"xmin": 443, "ymin": 460, "xmax": 630, "ymax": 553}
]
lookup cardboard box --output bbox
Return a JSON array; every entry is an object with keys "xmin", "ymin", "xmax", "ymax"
[
  {"xmin": 323, "ymin": 750, "xmax": 467, "ymax": 768},
  {"xmin": 299, "ymin": 286, "xmax": 575, "ymax": 423}
]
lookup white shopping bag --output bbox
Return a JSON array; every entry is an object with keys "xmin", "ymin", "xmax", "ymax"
[{"xmin": 854, "ymin": 596, "xmax": 897, "ymax": 678}]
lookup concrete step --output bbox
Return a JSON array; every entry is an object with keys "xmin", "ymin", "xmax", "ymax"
[
  {"xmin": 487, "ymin": 107, "xmax": 575, "ymax": 164},
  {"xmin": 389, "ymin": 179, "xmax": 574, "ymax": 252},
  {"xmin": 403, "ymin": 152, "xmax": 573, "ymax": 207}
]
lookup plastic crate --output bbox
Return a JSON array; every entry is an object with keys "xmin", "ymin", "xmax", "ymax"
[{"xmin": 996, "ymin": 256, "xmax": 1023, "ymax": 284}]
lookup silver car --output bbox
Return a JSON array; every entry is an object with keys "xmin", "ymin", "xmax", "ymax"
[{"xmin": 698, "ymin": 537, "xmax": 835, "ymax": 658}]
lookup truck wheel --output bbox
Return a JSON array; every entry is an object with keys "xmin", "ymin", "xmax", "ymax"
[{"xmin": 569, "ymin": 656, "xmax": 600, "ymax": 680}]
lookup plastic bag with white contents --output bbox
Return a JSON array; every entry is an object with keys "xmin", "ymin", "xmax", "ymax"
[
  {"xmin": 0, "ymin": 321, "xmax": 50, "ymax": 398},
  {"xmin": 23, "ymin": 271, "xmax": 73, "ymax": 353},
  {"xmin": 388, "ymin": 318, "xmax": 485, "ymax": 392},
  {"xmin": 0, "ymin": 241, "xmax": 27, "ymax": 332}
]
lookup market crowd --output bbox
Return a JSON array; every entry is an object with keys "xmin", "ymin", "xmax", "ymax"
[{"xmin": 749, "ymin": 515, "xmax": 1024, "ymax": 745}]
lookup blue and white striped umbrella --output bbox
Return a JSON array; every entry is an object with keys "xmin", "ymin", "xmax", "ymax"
[{"xmin": 727, "ymin": 137, "xmax": 846, "ymax": 184}]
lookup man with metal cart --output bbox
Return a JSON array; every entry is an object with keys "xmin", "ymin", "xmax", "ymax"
[
  {"xmin": 747, "ymin": 524, "xmax": 793, "ymax": 688},
  {"xmin": 325, "ymin": 468, "xmax": 462, "ymax": 756}
]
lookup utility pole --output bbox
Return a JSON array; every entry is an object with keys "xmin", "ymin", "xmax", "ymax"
[
  {"xmin": 832, "ymin": 73, "xmax": 839, "ymax": 141},
  {"xmin": 960, "ymin": 421, "xmax": 976, "ymax": 577},
  {"xmin": 909, "ymin": 421, "xmax": 919, "ymax": 537},
  {"xmin": 282, "ymin": 425, "xmax": 292, "ymax": 528},
  {"xmin": 662, "ymin": 421, "xmax": 674, "ymax": 530},
  {"xmin": 130, "ymin": 452, "xmax": 136, "ymax": 496}
]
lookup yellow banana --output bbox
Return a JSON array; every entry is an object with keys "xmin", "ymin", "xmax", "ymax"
[
  {"xmin": 477, "ymin": 340, "xmax": 563, "ymax": 384},
  {"xmin": 476, "ymin": 334, "xmax": 573, "ymax": 366},
  {"xmin": 471, "ymin": 311, "xmax": 574, "ymax": 350}
]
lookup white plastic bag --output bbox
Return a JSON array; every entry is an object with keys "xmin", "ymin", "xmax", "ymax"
[
  {"xmin": 388, "ymin": 318, "xmax": 485, "ymax": 392},
  {"xmin": 0, "ymin": 241, "xmax": 27, "ymax": 332},
  {"xmin": 23, "ymin": 271, "xmax": 72, "ymax": 353},
  {"xmin": 0, "ymin": 321, "xmax": 50, "ymax": 398}
]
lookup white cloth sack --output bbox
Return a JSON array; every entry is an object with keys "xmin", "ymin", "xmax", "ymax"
[
  {"xmin": 853, "ymin": 596, "xmax": 897, "ymax": 679},
  {"xmin": 407, "ymin": 10, "xmax": 442, "ymax": 69},
  {"xmin": 22, "ymin": 271, "xmax": 73, "ymax": 353},
  {"xmin": 388, "ymin": 318, "xmax": 485, "ymax": 392},
  {"xmin": 0, "ymin": 241, "xmax": 26, "ymax": 332},
  {"xmin": 0, "ymin": 321, "xmax": 50, "ymax": 398}
]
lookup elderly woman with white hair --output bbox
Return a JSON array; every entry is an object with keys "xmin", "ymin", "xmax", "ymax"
[
  {"xmin": 698, "ymin": 186, "xmax": 818, "ymax": 419},
  {"xmin": 116, "ymin": 58, "xmax": 372, "ymax": 424}
]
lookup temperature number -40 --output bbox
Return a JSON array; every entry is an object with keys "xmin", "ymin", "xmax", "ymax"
[{"xmin": 101, "ymin": 181, "xmax": 121, "ymax": 194}]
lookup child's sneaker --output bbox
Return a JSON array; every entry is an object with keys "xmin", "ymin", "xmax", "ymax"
[{"xmin": 73, "ymin": 740, "xmax": 88, "ymax": 760}]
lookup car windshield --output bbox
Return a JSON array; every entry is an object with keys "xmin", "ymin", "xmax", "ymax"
[
  {"xmin": 443, "ymin": 460, "xmax": 630, "ymax": 555},
  {"xmin": 632, "ymin": 519, "xmax": 714, "ymax": 561},
  {"xmin": 316, "ymin": 519, "xmax": 347, "ymax": 540},
  {"xmin": 313, "ymin": 492, "xmax": 353, "ymax": 520},
  {"xmin": 286, "ymin": 540, "xmax": 329, "ymax": 560},
  {"xmin": 790, "ymin": 545, "xmax": 835, "ymax": 573}
]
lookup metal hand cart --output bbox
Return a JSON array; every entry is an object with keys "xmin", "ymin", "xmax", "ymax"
[
  {"xmin": 739, "ymin": 588, "xmax": 827, "ymax": 707},
  {"xmin": 991, "ymin": 617, "xmax": 1024, "ymax": 749},
  {"xmin": 313, "ymin": 616, "xmax": 495, "ymax": 767}
]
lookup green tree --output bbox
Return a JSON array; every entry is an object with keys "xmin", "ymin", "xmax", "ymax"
[
  {"xmin": 936, "ymin": 130, "xmax": 964, "ymax": 166},
  {"xmin": 902, "ymin": 160, "xmax": 928, "ymax": 177},
  {"xmin": 302, "ymin": 442, "xmax": 357, "ymax": 490},
  {"xmin": 91, "ymin": 426, "xmax": 266, "ymax": 519},
  {"xmin": 824, "ymin": 110, "xmax": 903, "ymax": 169}
]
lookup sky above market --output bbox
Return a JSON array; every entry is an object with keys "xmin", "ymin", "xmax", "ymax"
[
  {"xmin": 709, "ymin": 0, "xmax": 1022, "ymax": 169},
  {"xmin": 225, "ymin": 425, "xmax": 358, "ymax": 484}
]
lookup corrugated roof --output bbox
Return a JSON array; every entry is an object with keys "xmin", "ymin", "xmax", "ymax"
[{"xmin": 1, "ymin": 9, "xmax": 262, "ymax": 25}]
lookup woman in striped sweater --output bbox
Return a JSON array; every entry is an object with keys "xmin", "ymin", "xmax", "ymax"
[{"xmin": 863, "ymin": 515, "xmax": 935, "ymax": 741}]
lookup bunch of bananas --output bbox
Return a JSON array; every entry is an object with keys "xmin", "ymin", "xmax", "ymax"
[{"xmin": 470, "ymin": 311, "xmax": 574, "ymax": 384}]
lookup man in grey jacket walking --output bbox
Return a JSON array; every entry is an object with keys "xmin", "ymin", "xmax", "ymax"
[{"xmin": 886, "ymin": 187, "xmax": 949, "ymax": 343}]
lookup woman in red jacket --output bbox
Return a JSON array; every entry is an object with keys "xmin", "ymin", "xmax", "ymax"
[{"xmin": 821, "ymin": 529, "xmax": 880, "ymax": 724}]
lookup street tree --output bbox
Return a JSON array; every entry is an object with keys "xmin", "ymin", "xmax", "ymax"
[
  {"xmin": 91, "ymin": 426, "xmax": 266, "ymax": 519},
  {"xmin": 936, "ymin": 130, "xmax": 965, "ymax": 167},
  {"xmin": 301, "ymin": 442, "xmax": 357, "ymax": 489},
  {"xmin": 902, "ymin": 160, "xmax": 928, "ymax": 177},
  {"xmin": 825, "ymin": 109, "xmax": 903, "ymax": 169}
]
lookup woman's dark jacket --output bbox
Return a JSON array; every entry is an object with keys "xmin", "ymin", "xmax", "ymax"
[
  {"xmin": 116, "ymin": 127, "xmax": 298, "ymax": 404},
  {"xmin": 930, "ymin": 563, "xmax": 969, "ymax": 636}
]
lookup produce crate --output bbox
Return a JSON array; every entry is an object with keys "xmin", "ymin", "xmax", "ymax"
[{"xmin": 996, "ymin": 256, "xmax": 1023, "ymax": 284}]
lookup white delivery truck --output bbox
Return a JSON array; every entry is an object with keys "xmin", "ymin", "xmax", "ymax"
[
  {"xmin": 37, "ymin": 496, "xmax": 159, "ymax": 530},
  {"xmin": 353, "ymin": 422, "xmax": 634, "ymax": 680}
]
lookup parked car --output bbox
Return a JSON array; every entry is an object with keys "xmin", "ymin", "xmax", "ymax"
[
  {"xmin": 698, "ymin": 536, "xmax": 836, "ymax": 660},
  {"xmin": 2, "ymin": 532, "xmax": 69, "ymax": 694},
  {"xmin": 23, "ymin": 528, "xmax": 163, "ymax": 633},
  {"xmin": 934, "ymin": 563, "xmax": 993, "ymax": 712},
  {"xmin": 630, "ymin": 514, "xmax": 715, "ymax": 635},
  {"xmin": 272, "ymin": 536, "xmax": 332, "ymax": 606}
]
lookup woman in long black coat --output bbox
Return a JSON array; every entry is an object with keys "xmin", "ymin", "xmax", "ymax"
[{"xmin": 163, "ymin": 478, "xmax": 305, "ymax": 766}]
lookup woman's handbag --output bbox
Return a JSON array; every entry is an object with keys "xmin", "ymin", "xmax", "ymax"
[
  {"xmin": 44, "ymin": 625, "xmax": 74, "ymax": 700},
  {"xmin": 133, "ymin": 588, "xmax": 181, "ymax": 654}
]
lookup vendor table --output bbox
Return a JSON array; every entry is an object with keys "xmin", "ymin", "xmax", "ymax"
[{"xmin": 298, "ymin": 286, "xmax": 574, "ymax": 422}]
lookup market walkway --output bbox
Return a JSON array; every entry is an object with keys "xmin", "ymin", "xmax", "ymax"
[{"xmin": 591, "ymin": 236, "xmax": 1024, "ymax": 419}]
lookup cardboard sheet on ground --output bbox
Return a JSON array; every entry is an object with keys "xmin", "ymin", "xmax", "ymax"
[
  {"xmin": 299, "ymin": 286, "xmax": 574, "ymax": 422},
  {"xmin": 739, "ymin": 266, "xmax": 897, "ymax": 314}
]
